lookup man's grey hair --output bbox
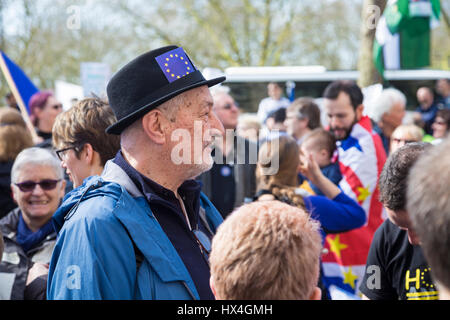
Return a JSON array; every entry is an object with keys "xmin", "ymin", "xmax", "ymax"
[
  {"xmin": 11, "ymin": 147, "xmax": 64, "ymax": 183},
  {"xmin": 369, "ymin": 88, "xmax": 406, "ymax": 123}
]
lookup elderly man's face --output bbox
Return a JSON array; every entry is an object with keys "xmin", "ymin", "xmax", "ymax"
[
  {"xmin": 382, "ymin": 101, "xmax": 406, "ymax": 130},
  {"xmin": 212, "ymin": 93, "xmax": 240, "ymax": 130},
  {"xmin": 11, "ymin": 164, "xmax": 65, "ymax": 228},
  {"xmin": 168, "ymin": 85, "xmax": 225, "ymax": 177}
]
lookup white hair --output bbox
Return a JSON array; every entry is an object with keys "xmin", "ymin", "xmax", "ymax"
[
  {"xmin": 209, "ymin": 85, "xmax": 230, "ymax": 100},
  {"xmin": 369, "ymin": 88, "xmax": 406, "ymax": 123},
  {"xmin": 11, "ymin": 147, "xmax": 64, "ymax": 183}
]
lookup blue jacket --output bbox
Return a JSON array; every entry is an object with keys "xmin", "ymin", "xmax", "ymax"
[{"xmin": 47, "ymin": 161, "xmax": 223, "ymax": 300}]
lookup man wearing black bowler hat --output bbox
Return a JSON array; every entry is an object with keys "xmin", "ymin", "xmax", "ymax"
[{"xmin": 47, "ymin": 46, "xmax": 226, "ymax": 300}]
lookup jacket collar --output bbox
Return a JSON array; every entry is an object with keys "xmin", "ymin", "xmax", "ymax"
[{"xmin": 101, "ymin": 160, "xmax": 201, "ymax": 296}]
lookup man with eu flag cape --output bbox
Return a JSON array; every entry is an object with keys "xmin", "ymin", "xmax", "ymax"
[{"xmin": 320, "ymin": 81, "xmax": 387, "ymax": 299}]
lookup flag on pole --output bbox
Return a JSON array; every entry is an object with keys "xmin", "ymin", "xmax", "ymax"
[
  {"xmin": 374, "ymin": 0, "xmax": 440, "ymax": 78},
  {"xmin": 0, "ymin": 50, "xmax": 40, "ymax": 142},
  {"xmin": 321, "ymin": 116, "xmax": 387, "ymax": 297},
  {"xmin": 0, "ymin": 50, "xmax": 39, "ymax": 114}
]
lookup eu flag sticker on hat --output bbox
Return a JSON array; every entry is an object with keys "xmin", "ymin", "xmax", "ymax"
[{"xmin": 155, "ymin": 47, "xmax": 196, "ymax": 83}]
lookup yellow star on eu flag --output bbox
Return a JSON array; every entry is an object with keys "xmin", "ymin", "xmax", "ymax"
[
  {"xmin": 343, "ymin": 267, "xmax": 358, "ymax": 289},
  {"xmin": 327, "ymin": 235, "xmax": 348, "ymax": 260},
  {"xmin": 357, "ymin": 185, "xmax": 371, "ymax": 202}
]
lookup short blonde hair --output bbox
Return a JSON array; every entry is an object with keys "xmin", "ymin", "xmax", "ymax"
[
  {"xmin": 210, "ymin": 200, "xmax": 322, "ymax": 300},
  {"xmin": 52, "ymin": 98, "xmax": 120, "ymax": 166},
  {"xmin": 391, "ymin": 124, "xmax": 424, "ymax": 145},
  {"xmin": 0, "ymin": 108, "xmax": 33, "ymax": 162}
]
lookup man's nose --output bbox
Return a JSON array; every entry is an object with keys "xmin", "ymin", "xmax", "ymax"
[{"xmin": 329, "ymin": 116, "xmax": 339, "ymax": 128}]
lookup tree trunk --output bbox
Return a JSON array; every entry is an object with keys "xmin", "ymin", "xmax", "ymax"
[{"xmin": 357, "ymin": 0, "xmax": 387, "ymax": 88}]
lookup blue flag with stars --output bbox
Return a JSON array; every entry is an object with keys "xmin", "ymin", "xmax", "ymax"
[{"xmin": 155, "ymin": 47, "xmax": 196, "ymax": 83}]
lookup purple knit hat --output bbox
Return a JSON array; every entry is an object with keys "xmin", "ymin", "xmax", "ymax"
[{"xmin": 28, "ymin": 90, "xmax": 53, "ymax": 125}]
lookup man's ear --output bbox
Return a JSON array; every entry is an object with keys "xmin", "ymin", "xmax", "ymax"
[
  {"xmin": 141, "ymin": 110, "xmax": 167, "ymax": 145},
  {"xmin": 356, "ymin": 104, "xmax": 364, "ymax": 121},
  {"xmin": 210, "ymin": 277, "xmax": 219, "ymax": 299},
  {"xmin": 309, "ymin": 287, "xmax": 322, "ymax": 300}
]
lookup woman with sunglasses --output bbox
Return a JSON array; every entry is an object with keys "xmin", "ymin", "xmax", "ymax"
[
  {"xmin": 28, "ymin": 90, "xmax": 63, "ymax": 143},
  {"xmin": 0, "ymin": 147, "xmax": 65, "ymax": 300}
]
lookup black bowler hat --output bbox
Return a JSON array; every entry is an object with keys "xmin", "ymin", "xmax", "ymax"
[{"xmin": 106, "ymin": 45, "xmax": 225, "ymax": 135}]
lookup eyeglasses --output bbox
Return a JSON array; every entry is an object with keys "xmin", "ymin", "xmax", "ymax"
[
  {"xmin": 55, "ymin": 144, "xmax": 83, "ymax": 161},
  {"xmin": 392, "ymin": 138, "xmax": 416, "ymax": 144},
  {"xmin": 216, "ymin": 102, "xmax": 239, "ymax": 110},
  {"xmin": 15, "ymin": 179, "xmax": 61, "ymax": 192},
  {"xmin": 434, "ymin": 120, "xmax": 446, "ymax": 125}
]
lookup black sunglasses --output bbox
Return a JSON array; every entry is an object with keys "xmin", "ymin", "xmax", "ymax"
[
  {"xmin": 52, "ymin": 104, "xmax": 63, "ymax": 110},
  {"xmin": 15, "ymin": 179, "xmax": 61, "ymax": 192}
]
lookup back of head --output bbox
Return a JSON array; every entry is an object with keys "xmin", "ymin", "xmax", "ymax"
[
  {"xmin": 257, "ymin": 135, "xmax": 300, "ymax": 189},
  {"xmin": 268, "ymin": 107, "xmax": 286, "ymax": 124},
  {"xmin": 379, "ymin": 142, "xmax": 429, "ymax": 211},
  {"xmin": 52, "ymin": 98, "xmax": 121, "ymax": 166},
  {"xmin": 210, "ymin": 200, "xmax": 322, "ymax": 300},
  {"xmin": 11, "ymin": 147, "xmax": 63, "ymax": 184},
  {"xmin": 323, "ymin": 80, "xmax": 363, "ymax": 110},
  {"xmin": 287, "ymin": 97, "xmax": 321, "ymax": 130},
  {"xmin": 369, "ymin": 88, "xmax": 406, "ymax": 123},
  {"xmin": 407, "ymin": 137, "xmax": 450, "ymax": 292},
  {"xmin": 0, "ymin": 108, "xmax": 33, "ymax": 162}
]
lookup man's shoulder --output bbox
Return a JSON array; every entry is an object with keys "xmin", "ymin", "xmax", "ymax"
[{"xmin": 58, "ymin": 177, "xmax": 137, "ymax": 228}]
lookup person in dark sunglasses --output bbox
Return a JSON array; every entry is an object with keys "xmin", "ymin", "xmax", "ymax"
[
  {"xmin": 0, "ymin": 147, "xmax": 65, "ymax": 300},
  {"xmin": 28, "ymin": 91, "xmax": 63, "ymax": 143}
]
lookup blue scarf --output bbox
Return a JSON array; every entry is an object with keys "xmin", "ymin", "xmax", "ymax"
[{"xmin": 16, "ymin": 211, "xmax": 55, "ymax": 253}]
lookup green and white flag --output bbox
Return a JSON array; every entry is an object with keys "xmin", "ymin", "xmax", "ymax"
[{"xmin": 374, "ymin": 0, "xmax": 440, "ymax": 78}]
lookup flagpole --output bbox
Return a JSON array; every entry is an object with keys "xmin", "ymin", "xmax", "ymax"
[{"xmin": 0, "ymin": 53, "xmax": 40, "ymax": 143}]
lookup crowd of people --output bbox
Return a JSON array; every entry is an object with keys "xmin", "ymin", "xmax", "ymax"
[{"xmin": 0, "ymin": 45, "xmax": 449, "ymax": 300}]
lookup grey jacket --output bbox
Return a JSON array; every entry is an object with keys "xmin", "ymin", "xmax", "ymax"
[{"xmin": 0, "ymin": 208, "xmax": 56, "ymax": 300}]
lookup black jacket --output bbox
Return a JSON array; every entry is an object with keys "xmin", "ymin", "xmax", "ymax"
[
  {"xmin": 0, "ymin": 208, "xmax": 55, "ymax": 300},
  {"xmin": 0, "ymin": 161, "xmax": 17, "ymax": 219}
]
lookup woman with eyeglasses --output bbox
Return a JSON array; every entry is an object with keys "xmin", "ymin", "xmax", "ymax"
[
  {"xmin": 0, "ymin": 147, "xmax": 66, "ymax": 300},
  {"xmin": 52, "ymin": 98, "xmax": 120, "ymax": 190},
  {"xmin": 28, "ymin": 90, "xmax": 63, "ymax": 143},
  {"xmin": 431, "ymin": 109, "xmax": 450, "ymax": 145},
  {"xmin": 390, "ymin": 124, "xmax": 424, "ymax": 153}
]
